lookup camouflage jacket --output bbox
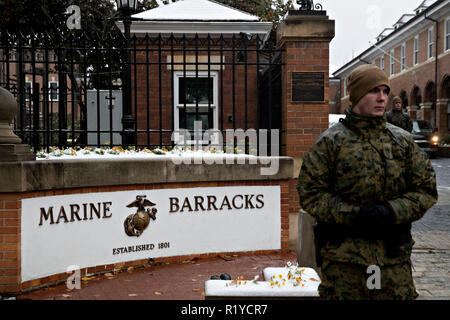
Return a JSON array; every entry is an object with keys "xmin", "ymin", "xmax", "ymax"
[
  {"xmin": 386, "ymin": 109, "xmax": 413, "ymax": 132},
  {"xmin": 297, "ymin": 108, "xmax": 437, "ymax": 267}
]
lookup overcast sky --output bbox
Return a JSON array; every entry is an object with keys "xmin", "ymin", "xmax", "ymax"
[
  {"xmin": 315, "ymin": 0, "xmax": 428, "ymax": 74},
  {"xmin": 127, "ymin": 0, "xmax": 427, "ymax": 74}
]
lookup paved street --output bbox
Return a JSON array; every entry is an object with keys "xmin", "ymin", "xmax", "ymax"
[
  {"xmin": 411, "ymin": 157, "xmax": 450, "ymax": 300},
  {"xmin": 430, "ymin": 157, "xmax": 450, "ymax": 189}
]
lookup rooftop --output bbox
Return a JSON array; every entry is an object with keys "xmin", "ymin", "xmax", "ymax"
[
  {"xmin": 414, "ymin": 0, "xmax": 438, "ymax": 13},
  {"xmin": 116, "ymin": 0, "xmax": 272, "ymax": 39},
  {"xmin": 393, "ymin": 14, "xmax": 415, "ymax": 29},
  {"xmin": 132, "ymin": 0, "xmax": 261, "ymax": 22},
  {"xmin": 333, "ymin": 0, "xmax": 445, "ymax": 77}
]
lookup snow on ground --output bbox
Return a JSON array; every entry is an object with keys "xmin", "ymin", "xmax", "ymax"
[
  {"xmin": 35, "ymin": 147, "xmax": 259, "ymax": 161},
  {"xmin": 329, "ymin": 114, "xmax": 345, "ymax": 127}
]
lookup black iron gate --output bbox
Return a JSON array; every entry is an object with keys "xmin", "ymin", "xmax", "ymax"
[
  {"xmin": 0, "ymin": 30, "xmax": 283, "ymax": 155},
  {"xmin": 258, "ymin": 50, "xmax": 282, "ymax": 154}
]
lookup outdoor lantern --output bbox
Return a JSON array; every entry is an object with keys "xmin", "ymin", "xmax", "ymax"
[
  {"xmin": 115, "ymin": 0, "xmax": 138, "ymax": 146},
  {"xmin": 116, "ymin": 0, "xmax": 138, "ymax": 14}
]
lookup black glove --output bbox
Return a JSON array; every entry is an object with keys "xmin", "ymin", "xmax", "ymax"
[{"xmin": 356, "ymin": 204, "xmax": 394, "ymax": 225}]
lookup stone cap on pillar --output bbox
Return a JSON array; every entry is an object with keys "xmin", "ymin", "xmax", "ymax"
[
  {"xmin": 420, "ymin": 102, "xmax": 434, "ymax": 109},
  {"xmin": 277, "ymin": 10, "xmax": 335, "ymax": 46},
  {"xmin": 0, "ymin": 87, "xmax": 35, "ymax": 162}
]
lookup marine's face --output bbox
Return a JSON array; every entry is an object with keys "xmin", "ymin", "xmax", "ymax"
[
  {"xmin": 394, "ymin": 102, "xmax": 403, "ymax": 111},
  {"xmin": 353, "ymin": 85, "xmax": 389, "ymax": 117}
]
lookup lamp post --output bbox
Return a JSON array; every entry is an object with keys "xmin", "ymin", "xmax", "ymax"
[{"xmin": 116, "ymin": 0, "xmax": 138, "ymax": 147}]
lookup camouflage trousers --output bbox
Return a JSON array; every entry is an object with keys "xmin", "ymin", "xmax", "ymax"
[{"xmin": 319, "ymin": 258, "xmax": 418, "ymax": 300}]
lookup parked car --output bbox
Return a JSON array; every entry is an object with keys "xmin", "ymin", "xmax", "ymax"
[{"xmin": 411, "ymin": 120, "xmax": 439, "ymax": 156}]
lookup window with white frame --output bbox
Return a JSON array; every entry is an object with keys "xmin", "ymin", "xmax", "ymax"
[
  {"xmin": 414, "ymin": 35, "xmax": 419, "ymax": 65},
  {"xmin": 445, "ymin": 17, "xmax": 450, "ymax": 52},
  {"xmin": 428, "ymin": 27, "xmax": 434, "ymax": 58},
  {"xmin": 49, "ymin": 81, "xmax": 58, "ymax": 101},
  {"xmin": 401, "ymin": 43, "xmax": 406, "ymax": 71},
  {"xmin": 390, "ymin": 50, "xmax": 395, "ymax": 76},
  {"xmin": 173, "ymin": 71, "xmax": 218, "ymax": 140},
  {"xmin": 380, "ymin": 56, "xmax": 385, "ymax": 70}
]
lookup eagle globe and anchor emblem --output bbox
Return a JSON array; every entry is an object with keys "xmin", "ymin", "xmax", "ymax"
[{"xmin": 124, "ymin": 195, "xmax": 157, "ymax": 237}]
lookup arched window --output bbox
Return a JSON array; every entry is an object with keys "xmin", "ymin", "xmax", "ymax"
[
  {"xmin": 442, "ymin": 76, "xmax": 450, "ymax": 99},
  {"xmin": 424, "ymin": 82, "xmax": 436, "ymax": 103},
  {"xmin": 399, "ymin": 90, "xmax": 408, "ymax": 109},
  {"xmin": 411, "ymin": 86, "xmax": 422, "ymax": 106},
  {"xmin": 442, "ymin": 77, "xmax": 450, "ymax": 131}
]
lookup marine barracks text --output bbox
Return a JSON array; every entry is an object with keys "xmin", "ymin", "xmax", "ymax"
[
  {"xmin": 39, "ymin": 202, "xmax": 113, "ymax": 226},
  {"xmin": 169, "ymin": 194, "xmax": 265, "ymax": 213},
  {"xmin": 37, "ymin": 193, "xmax": 265, "ymax": 226}
]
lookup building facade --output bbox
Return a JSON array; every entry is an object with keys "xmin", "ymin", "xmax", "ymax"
[
  {"xmin": 333, "ymin": 0, "xmax": 450, "ymax": 138},
  {"xmin": 116, "ymin": 0, "xmax": 274, "ymax": 147}
]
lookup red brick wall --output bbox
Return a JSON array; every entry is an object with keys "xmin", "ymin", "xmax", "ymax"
[
  {"xmin": 282, "ymin": 41, "xmax": 330, "ymax": 159},
  {"xmin": 280, "ymin": 40, "xmax": 331, "ymax": 224},
  {"xmin": 0, "ymin": 194, "xmax": 21, "ymax": 293},
  {"xmin": 329, "ymin": 79, "xmax": 341, "ymax": 114},
  {"xmin": 0, "ymin": 179, "xmax": 291, "ymax": 294}
]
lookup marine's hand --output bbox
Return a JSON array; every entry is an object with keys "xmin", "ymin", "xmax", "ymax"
[{"xmin": 357, "ymin": 204, "xmax": 394, "ymax": 225}]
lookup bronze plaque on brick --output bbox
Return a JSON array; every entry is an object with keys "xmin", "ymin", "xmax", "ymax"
[{"xmin": 292, "ymin": 72, "xmax": 324, "ymax": 102}]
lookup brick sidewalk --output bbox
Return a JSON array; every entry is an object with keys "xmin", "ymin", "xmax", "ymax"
[
  {"xmin": 411, "ymin": 204, "xmax": 450, "ymax": 300},
  {"xmin": 15, "ymin": 251, "xmax": 297, "ymax": 300},
  {"xmin": 11, "ymin": 204, "xmax": 450, "ymax": 300}
]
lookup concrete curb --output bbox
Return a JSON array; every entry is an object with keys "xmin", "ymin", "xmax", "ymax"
[{"xmin": 0, "ymin": 156, "xmax": 294, "ymax": 193}]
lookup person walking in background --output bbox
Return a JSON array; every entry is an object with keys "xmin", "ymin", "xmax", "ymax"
[
  {"xmin": 386, "ymin": 96, "xmax": 413, "ymax": 132},
  {"xmin": 297, "ymin": 64, "xmax": 437, "ymax": 300}
]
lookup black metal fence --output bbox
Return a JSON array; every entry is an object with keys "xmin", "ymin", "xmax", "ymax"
[{"xmin": 0, "ymin": 29, "xmax": 283, "ymax": 155}]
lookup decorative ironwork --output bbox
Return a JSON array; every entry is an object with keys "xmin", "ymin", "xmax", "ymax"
[
  {"xmin": 296, "ymin": 0, "xmax": 323, "ymax": 11},
  {"xmin": 0, "ymin": 30, "xmax": 284, "ymax": 155}
]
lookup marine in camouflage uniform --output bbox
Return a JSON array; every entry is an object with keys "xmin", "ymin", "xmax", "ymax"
[
  {"xmin": 297, "ymin": 65, "xmax": 437, "ymax": 300},
  {"xmin": 386, "ymin": 96, "xmax": 413, "ymax": 132}
]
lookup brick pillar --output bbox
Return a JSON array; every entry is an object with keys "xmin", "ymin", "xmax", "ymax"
[
  {"xmin": 277, "ymin": 11, "xmax": 334, "ymax": 251},
  {"xmin": 436, "ymin": 99, "xmax": 449, "ymax": 135},
  {"xmin": 0, "ymin": 196, "xmax": 21, "ymax": 294},
  {"xmin": 407, "ymin": 105, "xmax": 418, "ymax": 120},
  {"xmin": 277, "ymin": 13, "xmax": 335, "ymax": 171},
  {"xmin": 420, "ymin": 102, "xmax": 433, "ymax": 122}
]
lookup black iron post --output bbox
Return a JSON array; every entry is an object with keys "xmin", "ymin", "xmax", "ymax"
[{"xmin": 121, "ymin": 14, "xmax": 136, "ymax": 147}]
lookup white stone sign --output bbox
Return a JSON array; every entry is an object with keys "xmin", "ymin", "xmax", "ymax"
[{"xmin": 21, "ymin": 186, "xmax": 281, "ymax": 282}]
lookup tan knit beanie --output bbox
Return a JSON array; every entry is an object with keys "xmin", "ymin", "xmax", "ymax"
[
  {"xmin": 347, "ymin": 64, "xmax": 390, "ymax": 107},
  {"xmin": 392, "ymin": 96, "xmax": 402, "ymax": 105}
]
